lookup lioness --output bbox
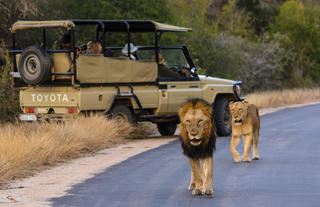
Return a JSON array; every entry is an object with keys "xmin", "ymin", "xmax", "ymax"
[
  {"xmin": 178, "ymin": 98, "xmax": 216, "ymax": 196},
  {"xmin": 229, "ymin": 100, "xmax": 260, "ymax": 162}
]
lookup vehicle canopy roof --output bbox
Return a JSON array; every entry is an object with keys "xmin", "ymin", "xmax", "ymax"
[{"xmin": 10, "ymin": 20, "xmax": 192, "ymax": 34}]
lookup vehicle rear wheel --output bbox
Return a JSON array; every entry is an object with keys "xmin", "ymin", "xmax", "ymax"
[
  {"xmin": 157, "ymin": 122, "xmax": 177, "ymax": 136},
  {"xmin": 108, "ymin": 104, "xmax": 135, "ymax": 124},
  {"xmin": 19, "ymin": 45, "xmax": 52, "ymax": 85},
  {"xmin": 213, "ymin": 98, "xmax": 232, "ymax": 136}
]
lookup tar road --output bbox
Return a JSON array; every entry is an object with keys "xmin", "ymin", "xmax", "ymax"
[{"xmin": 52, "ymin": 104, "xmax": 320, "ymax": 207}]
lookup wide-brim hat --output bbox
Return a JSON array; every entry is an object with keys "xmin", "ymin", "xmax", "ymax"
[{"xmin": 121, "ymin": 43, "xmax": 138, "ymax": 54}]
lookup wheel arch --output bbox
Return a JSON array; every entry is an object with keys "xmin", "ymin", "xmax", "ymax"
[
  {"xmin": 212, "ymin": 93, "xmax": 236, "ymax": 105},
  {"xmin": 105, "ymin": 95, "xmax": 142, "ymax": 114}
]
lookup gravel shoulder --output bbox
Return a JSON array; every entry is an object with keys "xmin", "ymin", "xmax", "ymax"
[{"xmin": 1, "ymin": 101, "xmax": 319, "ymax": 207}]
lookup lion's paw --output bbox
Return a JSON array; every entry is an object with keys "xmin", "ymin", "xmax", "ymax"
[
  {"xmin": 188, "ymin": 183, "xmax": 196, "ymax": 190},
  {"xmin": 242, "ymin": 157, "xmax": 251, "ymax": 162},
  {"xmin": 202, "ymin": 188, "xmax": 215, "ymax": 196},
  {"xmin": 192, "ymin": 189, "xmax": 202, "ymax": 196},
  {"xmin": 233, "ymin": 156, "xmax": 241, "ymax": 163},
  {"xmin": 253, "ymin": 155, "xmax": 260, "ymax": 160}
]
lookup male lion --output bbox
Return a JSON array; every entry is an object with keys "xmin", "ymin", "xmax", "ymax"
[
  {"xmin": 178, "ymin": 98, "xmax": 216, "ymax": 196},
  {"xmin": 229, "ymin": 100, "xmax": 260, "ymax": 163}
]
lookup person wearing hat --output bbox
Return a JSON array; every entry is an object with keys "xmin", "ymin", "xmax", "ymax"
[
  {"xmin": 60, "ymin": 33, "xmax": 82, "ymax": 55},
  {"xmin": 121, "ymin": 43, "xmax": 138, "ymax": 60},
  {"xmin": 60, "ymin": 33, "xmax": 71, "ymax": 50}
]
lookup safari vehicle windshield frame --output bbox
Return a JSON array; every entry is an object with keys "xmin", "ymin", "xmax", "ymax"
[{"xmin": 10, "ymin": 20, "xmax": 194, "ymax": 87}]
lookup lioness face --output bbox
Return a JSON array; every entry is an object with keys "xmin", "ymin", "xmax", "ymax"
[
  {"xmin": 229, "ymin": 101, "xmax": 249, "ymax": 126},
  {"xmin": 183, "ymin": 109, "xmax": 210, "ymax": 146}
]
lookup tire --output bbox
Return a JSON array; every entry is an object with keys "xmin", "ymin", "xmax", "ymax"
[
  {"xmin": 19, "ymin": 45, "xmax": 52, "ymax": 85},
  {"xmin": 157, "ymin": 122, "xmax": 177, "ymax": 136},
  {"xmin": 108, "ymin": 104, "xmax": 135, "ymax": 124},
  {"xmin": 213, "ymin": 98, "xmax": 232, "ymax": 136}
]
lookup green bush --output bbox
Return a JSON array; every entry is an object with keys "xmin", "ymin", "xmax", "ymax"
[
  {"xmin": 271, "ymin": 0, "xmax": 320, "ymax": 87},
  {"xmin": 0, "ymin": 49, "xmax": 20, "ymax": 122},
  {"xmin": 204, "ymin": 33, "xmax": 294, "ymax": 93}
]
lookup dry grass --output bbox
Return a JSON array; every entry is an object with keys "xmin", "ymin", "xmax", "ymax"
[
  {"xmin": 246, "ymin": 88, "xmax": 320, "ymax": 109},
  {"xmin": 131, "ymin": 122, "xmax": 158, "ymax": 139},
  {"xmin": 0, "ymin": 114, "xmax": 134, "ymax": 187}
]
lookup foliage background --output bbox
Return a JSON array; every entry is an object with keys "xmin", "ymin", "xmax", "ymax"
[{"xmin": 0, "ymin": 0, "xmax": 320, "ymax": 120}]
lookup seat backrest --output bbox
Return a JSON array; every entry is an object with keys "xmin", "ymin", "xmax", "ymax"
[
  {"xmin": 52, "ymin": 53, "xmax": 72, "ymax": 80},
  {"xmin": 15, "ymin": 54, "xmax": 21, "ymax": 69}
]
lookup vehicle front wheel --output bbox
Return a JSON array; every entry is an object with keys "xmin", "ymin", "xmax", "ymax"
[
  {"xmin": 157, "ymin": 122, "xmax": 177, "ymax": 136},
  {"xmin": 108, "ymin": 104, "xmax": 135, "ymax": 124},
  {"xmin": 213, "ymin": 98, "xmax": 232, "ymax": 136}
]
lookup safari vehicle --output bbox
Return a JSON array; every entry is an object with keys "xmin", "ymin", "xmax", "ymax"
[{"xmin": 10, "ymin": 20, "xmax": 241, "ymax": 136}]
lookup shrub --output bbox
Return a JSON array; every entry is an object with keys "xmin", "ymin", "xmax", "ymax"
[{"xmin": 0, "ymin": 48, "xmax": 20, "ymax": 122}]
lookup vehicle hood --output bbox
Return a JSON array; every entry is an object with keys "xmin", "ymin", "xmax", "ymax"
[{"xmin": 198, "ymin": 75, "xmax": 237, "ymax": 85}]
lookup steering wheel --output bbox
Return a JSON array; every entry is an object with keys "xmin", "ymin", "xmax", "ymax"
[{"xmin": 169, "ymin": 65, "xmax": 180, "ymax": 72}]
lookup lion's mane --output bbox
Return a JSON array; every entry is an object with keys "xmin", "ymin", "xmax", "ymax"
[{"xmin": 178, "ymin": 98, "xmax": 216, "ymax": 159}]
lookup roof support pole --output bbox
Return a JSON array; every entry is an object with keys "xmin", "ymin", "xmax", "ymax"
[
  {"xmin": 124, "ymin": 21, "xmax": 131, "ymax": 59},
  {"xmin": 97, "ymin": 21, "xmax": 105, "ymax": 54},
  {"xmin": 12, "ymin": 33, "xmax": 17, "ymax": 74},
  {"xmin": 71, "ymin": 29, "xmax": 76, "ymax": 85},
  {"xmin": 12, "ymin": 33, "xmax": 16, "ymax": 50},
  {"xmin": 154, "ymin": 31, "xmax": 159, "ymax": 64},
  {"xmin": 155, "ymin": 31, "xmax": 159, "ymax": 77},
  {"xmin": 42, "ymin": 28, "xmax": 46, "ymax": 48}
]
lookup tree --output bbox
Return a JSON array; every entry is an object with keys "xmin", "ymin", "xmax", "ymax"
[
  {"xmin": 0, "ymin": 0, "xmax": 43, "ymax": 45},
  {"xmin": 237, "ymin": 0, "xmax": 282, "ymax": 36},
  {"xmin": 271, "ymin": 0, "xmax": 320, "ymax": 87}
]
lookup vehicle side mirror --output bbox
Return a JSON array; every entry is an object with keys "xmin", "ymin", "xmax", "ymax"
[
  {"xmin": 190, "ymin": 67, "xmax": 197, "ymax": 79},
  {"xmin": 191, "ymin": 67, "xmax": 196, "ymax": 74}
]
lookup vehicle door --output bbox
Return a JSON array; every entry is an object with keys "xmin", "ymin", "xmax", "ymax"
[{"xmin": 157, "ymin": 47, "xmax": 202, "ymax": 113}]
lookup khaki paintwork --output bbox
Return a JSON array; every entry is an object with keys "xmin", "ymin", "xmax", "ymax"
[
  {"xmin": 76, "ymin": 55, "xmax": 157, "ymax": 83},
  {"xmin": 11, "ymin": 20, "xmax": 75, "ymax": 33},
  {"xmin": 20, "ymin": 75, "xmax": 236, "ymax": 118},
  {"xmin": 20, "ymin": 81, "xmax": 237, "ymax": 119},
  {"xmin": 20, "ymin": 85, "xmax": 159, "ymax": 114},
  {"xmin": 15, "ymin": 20, "xmax": 237, "ymax": 120}
]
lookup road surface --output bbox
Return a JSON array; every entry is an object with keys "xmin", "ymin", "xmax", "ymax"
[{"xmin": 52, "ymin": 104, "xmax": 320, "ymax": 207}]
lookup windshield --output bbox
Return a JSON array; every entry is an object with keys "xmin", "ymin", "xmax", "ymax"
[{"xmin": 137, "ymin": 48, "xmax": 190, "ymax": 69}]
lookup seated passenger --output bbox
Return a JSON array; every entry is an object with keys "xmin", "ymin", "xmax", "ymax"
[
  {"xmin": 60, "ymin": 33, "xmax": 71, "ymax": 50},
  {"xmin": 60, "ymin": 33, "xmax": 81, "ymax": 55},
  {"xmin": 152, "ymin": 54, "xmax": 179, "ymax": 78},
  {"xmin": 86, "ymin": 41, "xmax": 102, "ymax": 55},
  {"xmin": 121, "ymin": 43, "xmax": 138, "ymax": 60}
]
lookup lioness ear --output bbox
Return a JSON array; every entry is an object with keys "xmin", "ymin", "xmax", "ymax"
[
  {"xmin": 229, "ymin": 101, "xmax": 234, "ymax": 107},
  {"xmin": 243, "ymin": 100, "xmax": 249, "ymax": 106}
]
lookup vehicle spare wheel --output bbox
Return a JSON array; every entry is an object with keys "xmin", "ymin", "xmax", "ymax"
[{"xmin": 19, "ymin": 45, "xmax": 52, "ymax": 85}]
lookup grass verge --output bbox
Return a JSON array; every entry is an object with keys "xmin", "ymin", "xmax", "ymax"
[
  {"xmin": 246, "ymin": 88, "xmax": 320, "ymax": 108},
  {"xmin": 0, "ymin": 114, "xmax": 134, "ymax": 187}
]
